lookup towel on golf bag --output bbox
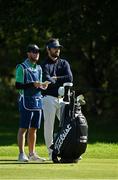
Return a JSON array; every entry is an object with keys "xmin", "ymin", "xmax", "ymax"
[{"xmin": 50, "ymin": 91, "xmax": 88, "ymax": 163}]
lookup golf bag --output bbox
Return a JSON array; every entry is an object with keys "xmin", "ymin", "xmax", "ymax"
[{"xmin": 50, "ymin": 83, "xmax": 88, "ymax": 163}]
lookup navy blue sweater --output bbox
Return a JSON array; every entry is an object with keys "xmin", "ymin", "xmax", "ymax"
[{"xmin": 41, "ymin": 57, "xmax": 73, "ymax": 97}]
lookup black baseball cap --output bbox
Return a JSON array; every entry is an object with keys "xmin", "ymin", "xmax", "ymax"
[
  {"xmin": 27, "ymin": 44, "xmax": 40, "ymax": 53},
  {"xmin": 46, "ymin": 39, "xmax": 63, "ymax": 48}
]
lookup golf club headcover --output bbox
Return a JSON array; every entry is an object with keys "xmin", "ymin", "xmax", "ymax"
[{"xmin": 63, "ymin": 82, "xmax": 73, "ymax": 102}]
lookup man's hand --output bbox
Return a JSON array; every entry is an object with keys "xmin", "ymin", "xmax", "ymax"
[
  {"xmin": 33, "ymin": 81, "xmax": 41, "ymax": 88},
  {"xmin": 34, "ymin": 81, "xmax": 51, "ymax": 89},
  {"xmin": 41, "ymin": 81, "xmax": 51, "ymax": 89},
  {"xmin": 52, "ymin": 76, "xmax": 58, "ymax": 80}
]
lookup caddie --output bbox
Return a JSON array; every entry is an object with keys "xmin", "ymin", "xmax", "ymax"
[{"xmin": 15, "ymin": 44, "xmax": 48, "ymax": 162}]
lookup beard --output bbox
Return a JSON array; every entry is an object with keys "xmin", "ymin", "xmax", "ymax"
[
  {"xmin": 50, "ymin": 51, "xmax": 60, "ymax": 58},
  {"xmin": 31, "ymin": 57, "xmax": 38, "ymax": 62}
]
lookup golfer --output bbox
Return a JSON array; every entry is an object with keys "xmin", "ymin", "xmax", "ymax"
[{"xmin": 41, "ymin": 38, "xmax": 73, "ymax": 160}]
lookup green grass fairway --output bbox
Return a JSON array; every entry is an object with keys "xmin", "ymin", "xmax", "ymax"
[
  {"xmin": 0, "ymin": 143, "xmax": 118, "ymax": 179},
  {"xmin": 0, "ymin": 158, "xmax": 117, "ymax": 179}
]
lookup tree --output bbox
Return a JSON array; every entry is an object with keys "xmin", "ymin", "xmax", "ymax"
[{"xmin": 0, "ymin": 0, "xmax": 118, "ymax": 119}]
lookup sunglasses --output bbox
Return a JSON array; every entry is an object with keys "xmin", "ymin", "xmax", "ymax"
[{"xmin": 31, "ymin": 50, "xmax": 39, "ymax": 54}]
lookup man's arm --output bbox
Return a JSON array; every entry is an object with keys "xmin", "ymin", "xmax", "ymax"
[
  {"xmin": 15, "ymin": 65, "xmax": 49, "ymax": 90},
  {"xmin": 15, "ymin": 82, "xmax": 34, "ymax": 89},
  {"xmin": 56, "ymin": 60, "xmax": 73, "ymax": 83},
  {"xmin": 15, "ymin": 65, "xmax": 34, "ymax": 89},
  {"xmin": 42, "ymin": 64, "xmax": 56, "ymax": 84}
]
